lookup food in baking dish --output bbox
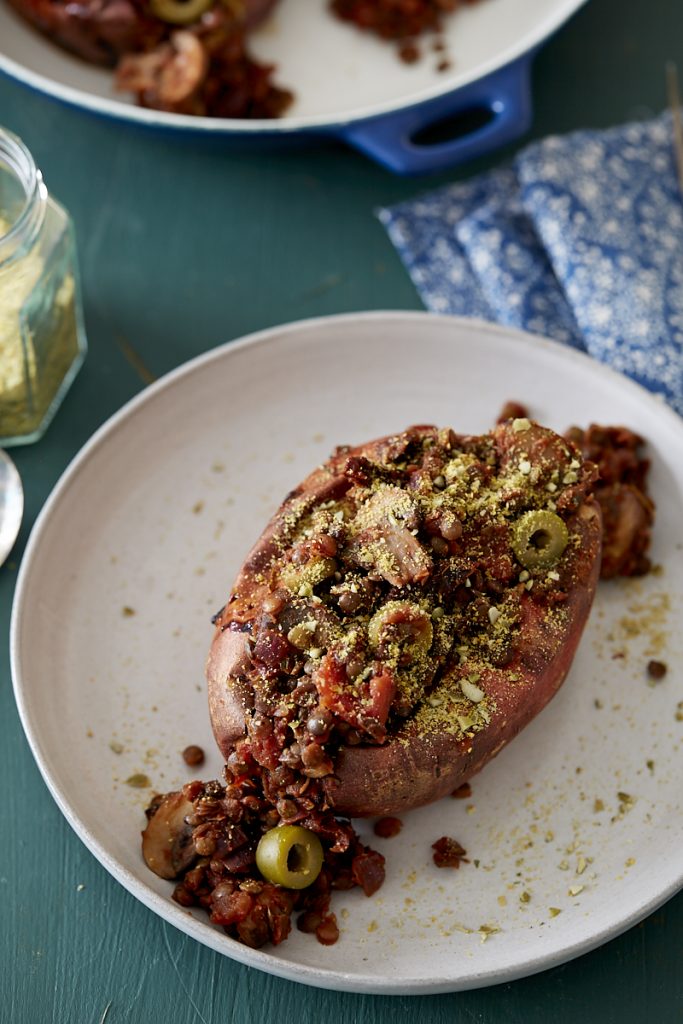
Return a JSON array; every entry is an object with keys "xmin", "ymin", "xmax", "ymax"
[{"xmin": 6, "ymin": 0, "xmax": 479, "ymax": 117}]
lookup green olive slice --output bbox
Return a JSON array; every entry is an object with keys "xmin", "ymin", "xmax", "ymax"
[
  {"xmin": 150, "ymin": 0, "xmax": 212, "ymax": 25},
  {"xmin": 512, "ymin": 510, "xmax": 569, "ymax": 570},
  {"xmin": 367, "ymin": 600, "xmax": 433, "ymax": 665},
  {"xmin": 255, "ymin": 825, "xmax": 324, "ymax": 890},
  {"xmin": 279, "ymin": 557, "xmax": 337, "ymax": 595}
]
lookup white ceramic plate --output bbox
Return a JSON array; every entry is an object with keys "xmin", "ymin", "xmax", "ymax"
[
  {"xmin": 0, "ymin": 0, "xmax": 585, "ymax": 131},
  {"xmin": 11, "ymin": 312, "xmax": 683, "ymax": 994}
]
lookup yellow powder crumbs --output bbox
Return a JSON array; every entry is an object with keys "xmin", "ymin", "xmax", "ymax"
[
  {"xmin": 0, "ymin": 214, "xmax": 43, "ymax": 396},
  {"xmin": 549, "ymin": 908, "xmax": 562, "ymax": 918},
  {"xmin": 610, "ymin": 592, "xmax": 670, "ymax": 657},
  {"xmin": 125, "ymin": 773, "xmax": 151, "ymax": 788},
  {"xmin": 617, "ymin": 792, "xmax": 635, "ymax": 814}
]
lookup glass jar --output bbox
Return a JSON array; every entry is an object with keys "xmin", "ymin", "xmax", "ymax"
[{"xmin": 0, "ymin": 127, "xmax": 86, "ymax": 446}]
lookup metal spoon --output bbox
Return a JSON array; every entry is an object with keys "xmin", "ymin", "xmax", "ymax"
[{"xmin": 0, "ymin": 449, "xmax": 23, "ymax": 567}]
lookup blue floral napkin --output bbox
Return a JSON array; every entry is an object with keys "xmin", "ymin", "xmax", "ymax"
[{"xmin": 378, "ymin": 112, "xmax": 683, "ymax": 415}]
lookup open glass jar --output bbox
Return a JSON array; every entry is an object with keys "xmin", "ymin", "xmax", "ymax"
[{"xmin": 0, "ymin": 127, "xmax": 86, "ymax": 446}]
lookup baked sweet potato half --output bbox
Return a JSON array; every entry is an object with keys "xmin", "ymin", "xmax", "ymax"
[{"xmin": 207, "ymin": 420, "xmax": 601, "ymax": 819}]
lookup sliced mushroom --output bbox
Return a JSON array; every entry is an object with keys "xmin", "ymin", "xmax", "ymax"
[
  {"xmin": 599, "ymin": 484, "xmax": 653, "ymax": 578},
  {"xmin": 346, "ymin": 521, "xmax": 431, "ymax": 587},
  {"xmin": 142, "ymin": 791, "xmax": 196, "ymax": 880},
  {"xmin": 115, "ymin": 30, "xmax": 208, "ymax": 107},
  {"xmin": 345, "ymin": 485, "xmax": 431, "ymax": 586},
  {"xmin": 158, "ymin": 31, "xmax": 208, "ymax": 104},
  {"xmin": 115, "ymin": 45, "xmax": 173, "ymax": 95},
  {"xmin": 379, "ymin": 517, "xmax": 432, "ymax": 585}
]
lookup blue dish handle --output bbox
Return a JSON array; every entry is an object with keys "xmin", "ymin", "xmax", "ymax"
[{"xmin": 340, "ymin": 55, "xmax": 533, "ymax": 176}]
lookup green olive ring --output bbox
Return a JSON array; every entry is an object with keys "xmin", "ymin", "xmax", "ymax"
[
  {"xmin": 255, "ymin": 825, "xmax": 324, "ymax": 890},
  {"xmin": 367, "ymin": 601, "xmax": 433, "ymax": 663},
  {"xmin": 512, "ymin": 510, "xmax": 569, "ymax": 570},
  {"xmin": 149, "ymin": 0, "xmax": 212, "ymax": 25}
]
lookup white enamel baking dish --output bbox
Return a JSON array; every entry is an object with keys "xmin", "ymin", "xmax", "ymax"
[{"xmin": 0, "ymin": 0, "xmax": 588, "ymax": 173}]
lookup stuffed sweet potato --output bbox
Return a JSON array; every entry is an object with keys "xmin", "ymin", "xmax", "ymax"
[{"xmin": 207, "ymin": 419, "xmax": 602, "ymax": 819}]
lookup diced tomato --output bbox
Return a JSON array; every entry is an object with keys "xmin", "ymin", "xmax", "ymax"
[
  {"xmin": 351, "ymin": 848, "xmax": 386, "ymax": 896},
  {"xmin": 367, "ymin": 670, "xmax": 395, "ymax": 728},
  {"xmin": 315, "ymin": 654, "xmax": 395, "ymax": 740}
]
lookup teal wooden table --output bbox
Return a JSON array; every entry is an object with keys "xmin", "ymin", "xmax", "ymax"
[{"xmin": 3, "ymin": 1, "xmax": 683, "ymax": 1019}]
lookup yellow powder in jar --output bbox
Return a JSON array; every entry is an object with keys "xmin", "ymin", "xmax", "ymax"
[
  {"xmin": 0, "ymin": 213, "xmax": 79, "ymax": 440},
  {"xmin": 0, "ymin": 214, "xmax": 41, "ymax": 400}
]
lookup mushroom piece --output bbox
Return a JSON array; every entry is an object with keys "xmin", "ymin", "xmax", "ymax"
[
  {"xmin": 115, "ymin": 30, "xmax": 208, "ymax": 107},
  {"xmin": 158, "ymin": 30, "xmax": 208, "ymax": 103},
  {"xmin": 346, "ymin": 485, "xmax": 431, "ymax": 587},
  {"xmin": 115, "ymin": 44, "xmax": 172, "ymax": 94},
  {"xmin": 142, "ymin": 791, "xmax": 196, "ymax": 880},
  {"xmin": 598, "ymin": 483, "xmax": 653, "ymax": 578}
]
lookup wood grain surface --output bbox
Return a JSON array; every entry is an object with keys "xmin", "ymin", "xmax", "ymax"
[{"xmin": 2, "ymin": 0, "xmax": 683, "ymax": 1019}]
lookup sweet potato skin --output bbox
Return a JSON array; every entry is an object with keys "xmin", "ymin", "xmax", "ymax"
[
  {"xmin": 207, "ymin": 426, "xmax": 602, "ymax": 818},
  {"xmin": 207, "ymin": 628, "xmax": 254, "ymax": 755}
]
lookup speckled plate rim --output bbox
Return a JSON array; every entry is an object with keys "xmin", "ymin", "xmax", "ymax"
[{"xmin": 10, "ymin": 310, "xmax": 683, "ymax": 995}]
